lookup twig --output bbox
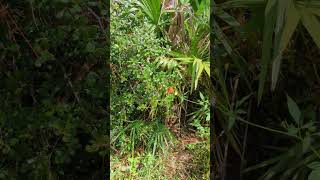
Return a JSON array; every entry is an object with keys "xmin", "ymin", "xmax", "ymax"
[
  {"xmin": 65, "ymin": 72, "xmax": 80, "ymax": 103},
  {"xmin": 87, "ymin": 7, "xmax": 106, "ymax": 34},
  {"xmin": 29, "ymin": 1, "xmax": 39, "ymax": 31},
  {"xmin": 7, "ymin": 8, "xmax": 39, "ymax": 59},
  {"xmin": 58, "ymin": 62, "xmax": 80, "ymax": 103}
]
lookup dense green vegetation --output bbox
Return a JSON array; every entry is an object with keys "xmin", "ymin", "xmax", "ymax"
[
  {"xmin": 2, "ymin": 0, "xmax": 319, "ymax": 179},
  {"xmin": 0, "ymin": 1, "xmax": 108, "ymax": 179},
  {"xmin": 110, "ymin": 0, "xmax": 210, "ymax": 179},
  {"xmin": 213, "ymin": 0, "xmax": 320, "ymax": 179}
]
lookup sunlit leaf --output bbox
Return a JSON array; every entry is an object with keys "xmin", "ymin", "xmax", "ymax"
[{"xmin": 136, "ymin": 0, "xmax": 162, "ymax": 26}]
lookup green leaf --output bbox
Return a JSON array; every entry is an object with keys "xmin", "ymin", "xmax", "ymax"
[
  {"xmin": 217, "ymin": 10, "xmax": 240, "ymax": 27},
  {"xmin": 35, "ymin": 51, "xmax": 55, "ymax": 67},
  {"xmin": 86, "ymin": 42, "xmax": 95, "ymax": 53},
  {"xmin": 136, "ymin": 0, "xmax": 162, "ymax": 26},
  {"xmin": 258, "ymin": 0, "xmax": 277, "ymax": 104},
  {"xmin": 227, "ymin": 112, "xmax": 236, "ymax": 130},
  {"xmin": 271, "ymin": 0, "xmax": 300, "ymax": 90},
  {"xmin": 191, "ymin": 58, "xmax": 204, "ymax": 91},
  {"xmin": 279, "ymin": 1, "xmax": 300, "ymax": 51},
  {"xmin": 308, "ymin": 7, "xmax": 320, "ymax": 17},
  {"xmin": 287, "ymin": 126, "xmax": 299, "ymax": 136},
  {"xmin": 236, "ymin": 93, "xmax": 252, "ymax": 108},
  {"xmin": 242, "ymin": 155, "xmax": 285, "ymax": 173},
  {"xmin": 199, "ymin": 92, "xmax": 205, "ymax": 100},
  {"xmin": 214, "ymin": 20, "xmax": 251, "ymax": 90},
  {"xmin": 214, "ymin": 20, "xmax": 233, "ymax": 54},
  {"xmin": 302, "ymin": 136, "xmax": 311, "ymax": 153},
  {"xmin": 301, "ymin": 10, "xmax": 320, "ymax": 48},
  {"xmin": 265, "ymin": 0, "xmax": 277, "ymax": 16},
  {"xmin": 287, "ymin": 95, "xmax": 301, "ymax": 125},
  {"xmin": 308, "ymin": 170, "xmax": 320, "ymax": 180},
  {"xmin": 308, "ymin": 162, "xmax": 320, "ymax": 170},
  {"xmin": 203, "ymin": 61, "xmax": 210, "ymax": 76}
]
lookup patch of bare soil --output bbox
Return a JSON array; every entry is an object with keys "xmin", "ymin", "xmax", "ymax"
[{"xmin": 163, "ymin": 130, "xmax": 206, "ymax": 179}]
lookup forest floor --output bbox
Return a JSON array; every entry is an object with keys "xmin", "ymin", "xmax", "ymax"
[
  {"xmin": 163, "ymin": 131, "xmax": 206, "ymax": 179},
  {"xmin": 111, "ymin": 127, "xmax": 208, "ymax": 179}
]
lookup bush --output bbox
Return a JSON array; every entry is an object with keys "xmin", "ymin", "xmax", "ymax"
[
  {"xmin": 110, "ymin": 0, "xmax": 182, "ymax": 155},
  {"xmin": 0, "ymin": 0, "xmax": 108, "ymax": 178}
]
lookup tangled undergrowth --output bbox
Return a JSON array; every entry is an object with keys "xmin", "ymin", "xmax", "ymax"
[
  {"xmin": 110, "ymin": 0, "xmax": 210, "ymax": 179},
  {"xmin": 0, "ymin": 0, "xmax": 108, "ymax": 179}
]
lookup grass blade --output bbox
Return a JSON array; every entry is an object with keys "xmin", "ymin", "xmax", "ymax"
[
  {"xmin": 271, "ymin": 0, "xmax": 300, "ymax": 90},
  {"xmin": 257, "ymin": 0, "xmax": 277, "ymax": 104}
]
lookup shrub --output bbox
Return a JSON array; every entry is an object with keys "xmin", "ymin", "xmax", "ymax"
[{"xmin": 0, "ymin": 0, "xmax": 108, "ymax": 178}]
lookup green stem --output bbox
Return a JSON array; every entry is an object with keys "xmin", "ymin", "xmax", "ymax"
[
  {"xmin": 237, "ymin": 117, "xmax": 320, "ymax": 160},
  {"xmin": 236, "ymin": 117, "xmax": 299, "ymax": 139}
]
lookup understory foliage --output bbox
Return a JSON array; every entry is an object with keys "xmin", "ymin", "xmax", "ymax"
[
  {"xmin": 0, "ymin": 0, "xmax": 108, "ymax": 179},
  {"xmin": 111, "ymin": 0, "xmax": 210, "ymax": 179},
  {"xmin": 213, "ymin": 0, "xmax": 320, "ymax": 179}
]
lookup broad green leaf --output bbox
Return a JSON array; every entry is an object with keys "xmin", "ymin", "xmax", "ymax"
[
  {"xmin": 287, "ymin": 95, "xmax": 301, "ymax": 125},
  {"xmin": 308, "ymin": 170, "xmax": 320, "ymax": 180},
  {"xmin": 265, "ymin": 0, "xmax": 277, "ymax": 16},
  {"xmin": 301, "ymin": 10, "xmax": 320, "ymax": 48},
  {"xmin": 271, "ymin": 0, "xmax": 300, "ymax": 90}
]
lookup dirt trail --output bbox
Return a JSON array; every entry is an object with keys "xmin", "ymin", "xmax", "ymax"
[{"xmin": 163, "ymin": 130, "xmax": 207, "ymax": 179}]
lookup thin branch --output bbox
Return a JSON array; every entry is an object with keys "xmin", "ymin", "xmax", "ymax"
[
  {"xmin": 87, "ymin": 7, "xmax": 106, "ymax": 34},
  {"xmin": 7, "ymin": 8, "xmax": 39, "ymax": 59}
]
